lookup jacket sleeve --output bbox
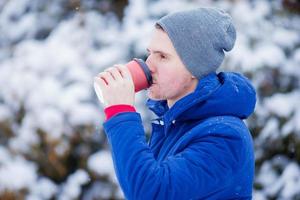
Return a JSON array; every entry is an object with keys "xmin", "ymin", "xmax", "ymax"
[{"xmin": 103, "ymin": 112, "xmax": 237, "ymax": 200}]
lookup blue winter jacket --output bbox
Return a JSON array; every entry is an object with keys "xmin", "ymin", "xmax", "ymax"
[{"xmin": 103, "ymin": 72, "xmax": 256, "ymax": 200}]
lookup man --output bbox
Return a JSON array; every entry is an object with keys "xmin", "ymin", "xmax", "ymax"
[{"xmin": 94, "ymin": 7, "xmax": 256, "ymax": 200}]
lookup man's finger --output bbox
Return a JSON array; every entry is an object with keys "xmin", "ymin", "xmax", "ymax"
[
  {"xmin": 98, "ymin": 71, "xmax": 115, "ymax": 85},
  {"xmin": 116, "ymin": 65, "xmax": 132, "ymax": 81},
  {"xmin": 94, "ymin": 76, "xmax": 107, "ymax": 89},
  {"xmin": 106, "ymin": 67, "xmax": 123, "ymax": 81}
]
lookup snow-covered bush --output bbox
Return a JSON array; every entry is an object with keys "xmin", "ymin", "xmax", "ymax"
[{"xmin": 0, "ymin": 0, "xmax": 299, "ymax": 199}]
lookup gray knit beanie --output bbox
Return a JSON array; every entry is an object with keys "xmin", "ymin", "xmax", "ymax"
[{"xmin": 156, "ymin": 7, "xmax": 236, "ymax": 79}]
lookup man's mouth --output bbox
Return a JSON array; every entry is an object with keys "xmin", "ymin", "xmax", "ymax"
[{"xmin": 149, "ymin": 83, "xmax": 156, "ymax": 88}]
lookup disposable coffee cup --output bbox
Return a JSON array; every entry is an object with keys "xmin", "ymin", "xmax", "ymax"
[{"xmin": 94, "ymin": 58, "xmax": 152, "ymax": 104}]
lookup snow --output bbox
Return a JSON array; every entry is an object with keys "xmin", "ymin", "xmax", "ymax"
[
  {"xmin": 231, "ymin": 0, "xmax": 271, "ymax": 27},
  {"xmin": 253, "ymin": 191, "xmax": 267, "ymax": 200},
  {"xmin": 87, "ymin": 46, "xmax": 125, "ymax": 70},
  {"xmin": 282, "ymin": 107, "xmax": 300, "ymax": 137},
  {"xmin": 35, "ymin": 107, "xmax": 65, "ymax": 139},
  {"xmin": 293, "ymin": 48, "xmax": 300, "ymax": 63},
  {"xmin": 258, "ymin": 118, "xmax": 279, "ymax": 141},
  {"xmin": 279, "ymin": 163, "xmax": 300, "ymax": 199},
  {"xmin": 255, "ymin": 156, "xmax": 291, "ymax": 197},
  {"xmin": 264, "ymin": 92, "xmax": 299, "ymax": 118},
  {"xmin": 87, "ymin": 150, "xmax": 117, "ymax": 183},
  {"xmin": 272, "ymin": 28, "xmax": 300, "ymax": 50},
  {"xmin": 0, "ymin": 104, "xmax": 12, "ymax": 121},
  {"xmin": 257, "ymin": 160, "xmax": 300, "ymax": 199},
  {"xmin": 256, "ymin": 161, "xmax": 279, "ymax": 194},
  {"xmin": 0, "ymin": 150, "xmax": 37, "ymax": 192},
  {"xmin": 67, "ymin": 103, "xmax": 101, "ymax": 126},
  {"xmin": 58, "ymin": 169, "xmax": 90, "ymax": 200},
  {"xmin": 28, "ymin": 178, "xmax": 57, "ymax": 200},
  {"xmin": 0, "ymin": 147, "xmax": 11, "ymax": 165},
  {"xmin": 253, "ymin": 43, "xmax": 286, "ymax": 69},
  {"xmin": 81, "ymin": 181, "xmax": 113, "ymax": 200}
]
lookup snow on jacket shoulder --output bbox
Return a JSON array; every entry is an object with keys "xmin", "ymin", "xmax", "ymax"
[{"xmin": 103, "ymin": 72, "xmax": 256, "ymax": 200}]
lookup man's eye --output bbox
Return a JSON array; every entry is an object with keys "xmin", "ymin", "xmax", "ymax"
[{"xmin": 160, "ymin": 54, "xmax": 166, "ymax": 59}]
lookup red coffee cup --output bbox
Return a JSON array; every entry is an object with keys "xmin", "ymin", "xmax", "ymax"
[{"xmin": 94, "ymin": 58, "xmax": 152, "ymax": 103}]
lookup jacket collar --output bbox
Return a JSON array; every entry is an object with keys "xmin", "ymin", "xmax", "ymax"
[{"xmin": 146, "ymin": 73, "xmax": 220, "ymax": 126}]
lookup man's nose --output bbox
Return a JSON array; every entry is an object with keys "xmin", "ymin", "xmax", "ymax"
[{"xmin": 146, "ymin": 56, "xmax": 156, "ymax": 73}]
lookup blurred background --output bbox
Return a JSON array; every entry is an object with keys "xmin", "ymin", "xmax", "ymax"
[{"xmin": 0, "ymin": 0, "xmax": 299, "ymax": 199}]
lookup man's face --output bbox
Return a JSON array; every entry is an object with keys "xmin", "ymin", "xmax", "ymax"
[{"xmin": 146, "ymin": 28, "xmax": 197, "ymax": 103}]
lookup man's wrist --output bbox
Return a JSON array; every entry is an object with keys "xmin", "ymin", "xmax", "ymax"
[{"xmin": 104, "ymin": 104, "xmax": 136, "ymax": 121}]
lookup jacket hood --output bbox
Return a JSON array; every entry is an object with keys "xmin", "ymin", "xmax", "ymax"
[{"xmin": 146, "ymin": 72, "xmax": 256, "ymax": 124}]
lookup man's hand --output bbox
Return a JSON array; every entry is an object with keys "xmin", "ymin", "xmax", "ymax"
[{"xmin": 94, "ymin": 65, "xmax": 135, "ymax": 108}]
